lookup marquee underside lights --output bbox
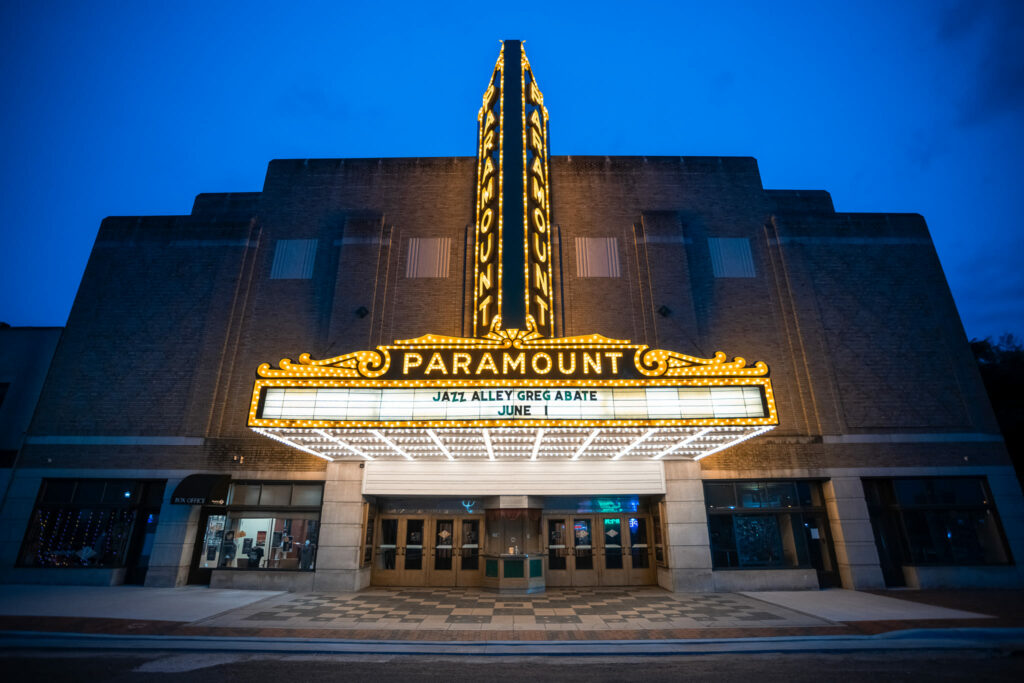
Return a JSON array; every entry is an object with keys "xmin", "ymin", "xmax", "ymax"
[
  {"xmin": 248, "ymin": 41, "xmax": 779, "ymax": 464},
  {"xmin": 251, "ymin": 425, "xmax": 774, "ymax": 462}
]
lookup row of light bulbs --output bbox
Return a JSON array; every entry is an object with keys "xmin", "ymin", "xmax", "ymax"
[{"xmin": 254, "ymin": 424, "xmax": 774, "ymax": 462}]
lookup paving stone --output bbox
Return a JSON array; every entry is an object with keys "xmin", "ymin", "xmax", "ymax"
[{"xmin": 198, "ymin": 587, "xmax": 827, "ymax": 630}]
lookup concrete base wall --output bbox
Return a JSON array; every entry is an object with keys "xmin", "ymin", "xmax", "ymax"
[
  {"xmin": 211, "ymin": 569, "xmax": 316, "ymax": 591},
  {"xmin": 712, "ymin": 568, "xmax": 819, "ymax": 591},
  {"xmin": 314, "ymin": 567, "xmax": 372, "ymax": 592}
]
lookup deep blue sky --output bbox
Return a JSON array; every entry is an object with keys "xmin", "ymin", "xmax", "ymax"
[{"xmin": 2, "ymin": 1, "xmax": 1021, "ymax": 341}]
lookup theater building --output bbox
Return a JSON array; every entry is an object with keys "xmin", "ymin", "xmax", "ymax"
[{"xmin": 2, "ymin": 42, "xmax": 1021, "ymax": 593}]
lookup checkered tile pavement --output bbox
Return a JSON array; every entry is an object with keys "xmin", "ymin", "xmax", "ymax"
[{"xmin": 199, "ymin": 587, "xmax": 828, "ymax": 630}]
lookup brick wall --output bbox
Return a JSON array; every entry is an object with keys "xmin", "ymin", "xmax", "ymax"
[{"xmin": 22, "ymin": 154, "xmax": 1007, "ymax": 476}]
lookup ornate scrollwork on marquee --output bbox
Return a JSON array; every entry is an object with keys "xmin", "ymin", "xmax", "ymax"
[
  {"xmin": 256, "ymin": 348, "xmax": 391, "ymax": 379},
  {"xmin": 256, "ymin": 317, "xmax": 769, "ymax": 381},
  {"xmin": 634, "ymin": 347, "xmax": 769, "ymax": 378}
]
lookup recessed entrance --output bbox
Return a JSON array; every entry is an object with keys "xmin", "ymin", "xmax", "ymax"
[{"xmin": 367, "ymin": 497, "xmax": 660, "ymax": 589}]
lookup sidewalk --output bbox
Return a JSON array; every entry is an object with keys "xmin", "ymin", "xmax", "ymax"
[{"xmin": 0, "ymin": 585, "xmax": 1022, "ymax": 651}]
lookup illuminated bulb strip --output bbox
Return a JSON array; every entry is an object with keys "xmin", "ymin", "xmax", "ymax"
[
  {"xmin": 572, "ymin": 429, "xmax": 601, "ymax": 461},
  {"xmin": 254, "ymin": 424, "xmax": 775, "ymax": 462},
  {"xmin": 653, "ymin": 427, "xmax": 714, "ymax": 460},
  {"xmin": 252, "ymin": 428, "xmax": 333, "ymax": 462},
  {"xmin": 531, "ymin": 428, "xmax": 545, "ymax": 461},
  {"xmin": 427, "ymin": 429, "xmax": 455, "ymax": 461},
  {"xmin": 482, "ymin": 429, "xmax": 495, "ymax": 460},
  {"xmin": 693, "ymin": 426, "xmax": 774, "ymax": 461},
  {"xmin": 613, "ymin": 429, "xmax": 658, "ymax": 461},
  {"xmin": 315, "ymin": 429, "xmax": 372, "ymax": 460},
  {"xmin": 370, "ymin": 430, "xmax": 414, "ymax": 461}
]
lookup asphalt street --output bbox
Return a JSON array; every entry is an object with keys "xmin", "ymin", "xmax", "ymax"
[{"xmin": 2, "ymin": 650, "xmax": 1023, "ymax": 682}]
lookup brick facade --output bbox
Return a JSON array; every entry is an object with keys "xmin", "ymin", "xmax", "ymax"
[{"xmin": 4, "ymin": 153, "xmax": 1020, "ymax": 592}]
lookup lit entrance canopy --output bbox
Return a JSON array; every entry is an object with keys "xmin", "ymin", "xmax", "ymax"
[
  {"xmin": 249, "ymin": 40, "xmax": 778, "ymax": 462},
  {"xmin": 249, "ymin": 327, "xmax": 777, "ymax": 461}
]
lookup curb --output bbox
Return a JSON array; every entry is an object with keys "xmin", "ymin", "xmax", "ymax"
[{"xmin": 2, "ymin": 627, "xmax": 1023, "ymax": 657}]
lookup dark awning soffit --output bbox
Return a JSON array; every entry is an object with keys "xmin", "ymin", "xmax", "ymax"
[{"xmin": 171, "ymin": 474, "xmax": 230, "ymax": 506}]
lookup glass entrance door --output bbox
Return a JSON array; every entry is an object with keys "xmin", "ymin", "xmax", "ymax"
[
  {"xmin": 455, "ymin": 518, "xmax": 482, "ymax": 586},
  {"xmin": 187, "ymin": 510, "xmax": 225, "ymax": 585},
  {"xmin": 375, "ymin": 517, "xmax": 427, "ymax": 586},
  {"xmin": 402, "ymin": 518, "xmax": 427, "ymax": 586},
  {"xmin": 375, "ymin": 517, "xmax": 400, "ymax": 585},
  {"xmin": 599, "ymin": 517, "xmax": 628, "ymax": 584},
  {"xmin": 431, "ymin": 518, "xmax": 456, "ymax": 586},
  {"xmin": 803, "ymin": 513, "xmax": 841, "ymax": 587},
  {"xmin": 571, "ymin": 517, "xmax": 598, "ymax": 586},
  {"xmin": 626, "ymin": 515, "xmax": 655, "ymax": 585},
  {"xmin": 545, "ymin": 518, "xmax": 570, "ymax": 587}
]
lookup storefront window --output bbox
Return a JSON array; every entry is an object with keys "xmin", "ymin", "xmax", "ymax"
[
  {"xmin": 18, "ymin": 479, "xmax": 165, "ymax": 569},
  {"xmin": 864, "ymin": 477, "xmax": 1011, "ymax": 567},
  {"xmin": 204, "ymin": 481, "xmax": 324, "ymax": 571},
  {"xmin": 704, "ymin": 480, "xmax": 832, "ymax": 571}
]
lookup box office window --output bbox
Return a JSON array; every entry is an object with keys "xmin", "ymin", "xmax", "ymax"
[
  {"xmin": 704, "ymin": 480, "xmax": 832, "ymax": 570},
  {"xmin": 201, "ymin": 482, "xmax": 324, "ymax": 571},
  {"xmin": 18, "ymin": 479, "xmax": 165, "ymax": 569},
  {"xmin": 863, "ymin": 477, "xmax": 1011, "ymax": 567}
]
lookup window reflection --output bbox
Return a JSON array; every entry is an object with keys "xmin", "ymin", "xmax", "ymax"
[
  {"xmin": 214, "ymin": 514, "xmax": 319, "ymax": 570},
  {"xmin": 19, "ymin": 479, "xmax": 164, "ymax": 570},
  {"xmin": 865, "ymin": 478, "xmax": 1009, "ymax": 567},
  {"xmin": 197, "ymin": 481, "xmax": 324, "ymax": 572},
  {"xmin": 705, "ymin": 480, "xmax": 830, "ymax": 571}
]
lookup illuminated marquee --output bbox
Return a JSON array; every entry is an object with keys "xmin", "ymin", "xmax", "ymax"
[
  {"xmin": 261, "ymin": 385, "xmax": 767, "ymax": 424},
  {"xmin": 249, "ymin": 325, "xmax": 776, "ymax": 431},
  {"xmin": 249, "ymin": 41, "xmax": 779, "ymax": 462}
]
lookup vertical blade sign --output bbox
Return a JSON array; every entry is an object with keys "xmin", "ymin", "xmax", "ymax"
[
  {"xmin": 473, "ymin": 46, "xmax": 504, "ymax": 336},
  {"xmin": 473, "ymin": 41, "xmax": 555, "ymax": 338},
  {"xmin": 522, "ymin": 50, "xmax": 553, "ymax": 337}
]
